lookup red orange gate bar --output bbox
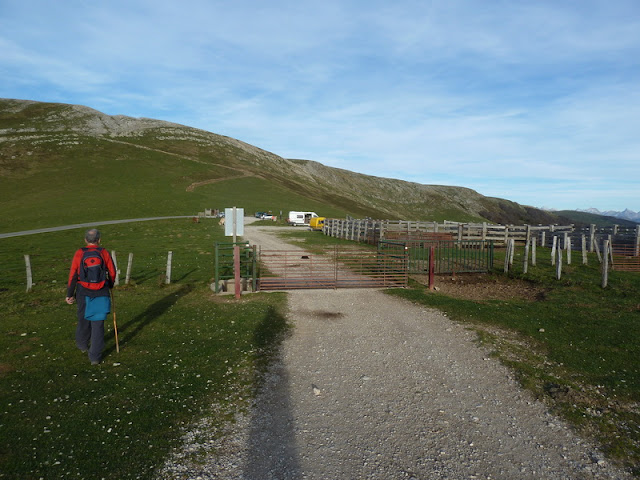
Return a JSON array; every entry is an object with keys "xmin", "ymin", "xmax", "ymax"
[{"xmin": 258, "ymin": 246, "xmax": 408, "ymax": 291}]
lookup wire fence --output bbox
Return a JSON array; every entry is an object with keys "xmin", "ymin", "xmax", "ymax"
[{"xmin": 1, "ymin": 250, "xmax": 216, "ymax": 292}]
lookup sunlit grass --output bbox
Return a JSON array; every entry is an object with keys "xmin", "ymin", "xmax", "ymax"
[{"xmin": 0, "ymin": 219, "xmax": 290, "ymax": 479}]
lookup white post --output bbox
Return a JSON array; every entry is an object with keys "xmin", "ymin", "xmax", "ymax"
[
  {"xmin": 556, "ymin": 245, "xmax": 562, "ymax": 280},
  {"xmin": 602, "ymin": 239, "xmax": 609, "ymax": 288},
  {"xmin": 566, "ymin": 238, "xmax": 572, "ymax": 265},
  {"xmin": 24, "ymin": 254, "xmax": 33, "ymax": 292},
  {"xmin": 608, "ymin": 234, "xmax": 614, "ymax": 265},
  {"xmin": 111, "ymin": 250, "xmax": 120, "ymax": 286},
  {"xmin": 551, "ymin": 236, "xmax": 557, "ymax": 266},
  {"xmin": 166, "ymin": 251, "xmax": 173, "ymax": 284},
  {"xmin": 531, "ymin": 238, "xmax": 537, "ymax": 266},
  {"xmin": 125, "ymin": 253, "xmax": 134, "ymax": 285},
  {"xmin": 509, "ymin": 238, "xmax": 515, "ymax": 265},
  {"xmin": 504, "ymin": 240, "xmax": 511, "ymax": 273},
  {"xmin": 523, "ymin": 238, "xmax": 530, "ymax": 274},
  {"xmin": 581, "ymin": 235, "xmax": 588, "ymax": 265}
]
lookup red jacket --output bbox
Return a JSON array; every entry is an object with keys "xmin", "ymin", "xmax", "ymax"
[{"xmin": 67, "ymin": 246, "xmax": 117, "ymax": 297}]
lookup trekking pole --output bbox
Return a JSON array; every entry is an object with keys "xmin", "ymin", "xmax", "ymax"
[{"xmin": 110, "ymin": 289, "xmax": 120, "ymax": 353}]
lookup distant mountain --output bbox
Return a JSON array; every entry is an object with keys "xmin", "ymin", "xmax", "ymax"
[
  {"xmin": 0, "ymin": 98, "xmax": 575, "ymax": 232},
  {"xmin": 578, "ymin": 208, "xmax": 640, "ymax": 223},
  {"xmin": 554, "ymin": 210, "xmax": 638, "ymax": 228}
]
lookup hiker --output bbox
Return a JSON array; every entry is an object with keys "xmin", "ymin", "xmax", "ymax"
[{"xmin": 65, "ymin": 228, "xmax": 117, "ymax": 365}]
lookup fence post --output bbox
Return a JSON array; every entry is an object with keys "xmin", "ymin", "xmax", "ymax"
[
  {"xmin": 504, "ymin": 240, "xmax": 511, "ymax": 273},
  {"xmin": 24, "ymin": 254, "xmax": 33, "ymax": 292},
  {"xmin": 523, "ymin": 238, "xmax": 530, "ymax": 274},
  {"xmin": 166, "ymin": 251, "xmax": 173, "ymax": 284},
  {"xmin": 551, "ymin": 236, "xmax": 557, "ymax": 266},
  {"xmin": 556, "ymin": 245, "xmax": 563, "ymax": 280},
  {"xmin": 509, "ymin": 238, "xmax": 515, "ymax": 265},
  {"xmin": 125, "ymin": 252, "xmax": 134, "ymax": 285},
  {"xmin": 541, "ymin": 230, "xmax": 546, "ymax": 248},
  {"xmin": 581, "ymin": 235, "xmax": 588, "ymax": 265},
  {"xmin": 234, "ymin": 245, "xmax": 241, "ymax": 299},
  {"xmin": 608, "ymin": 234, "xmax": 614, "ymax": 265},
  {"xmin": 602, "ymin": 239, "xmax": 609, "ymax": 288},
  {"xmin": 566, "ymin": 238, "xmax": 572, "ymax": 265},
  {"xmin": 111, "ymin": 250, "xmax": 120, "ymax": 286},
  {"xmin": 531, "ymin": 238, "xmax": 537, "ymax": 266},
  {"xmin": 590, "ymin": 224, "xmax": 596, "ymax": 252},
  {"xmin": 428, "ymin": 246, "xmax": 435, "ymax": 290}
]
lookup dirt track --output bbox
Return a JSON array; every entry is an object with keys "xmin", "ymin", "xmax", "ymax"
[{"xmin": 157, "ymin": 222, "xmax": 631, "ymax": 479}]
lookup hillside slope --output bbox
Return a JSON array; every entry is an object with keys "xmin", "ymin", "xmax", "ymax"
[{"xmin": 1, "ymin": 99, "xmax": 569, "ymax": 232}]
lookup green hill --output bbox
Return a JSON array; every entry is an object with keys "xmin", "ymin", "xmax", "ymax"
[{"xmin": 0, "ymin": 98, "xmax": 605, "ymax": 232}]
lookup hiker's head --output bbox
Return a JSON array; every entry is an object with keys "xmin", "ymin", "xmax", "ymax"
[{"xmin": 85, "ymin": 229, "xmax": 101, "ymax": 245}]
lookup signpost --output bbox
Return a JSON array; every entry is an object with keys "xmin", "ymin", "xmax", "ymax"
[{"xmin": 224, "ymin": 207, "xmax": 244, "ymax": 299}]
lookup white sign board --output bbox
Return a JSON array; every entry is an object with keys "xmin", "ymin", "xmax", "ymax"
[{"xmin": 224, "ymin": 207, "xmax": 244, "ymax": 237}]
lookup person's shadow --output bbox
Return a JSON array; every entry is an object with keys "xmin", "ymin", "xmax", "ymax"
[
  {"xmin": 104, "ymin": 284, "xmax": 193, "ymax": 356},
  {"xmin": 244, "ymin": 306, "xmax": 302, "ymax": 478}
]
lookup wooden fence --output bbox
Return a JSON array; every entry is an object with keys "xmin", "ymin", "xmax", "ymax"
[{"xmin": 323, "ymin": 218, "xmax": 640, "ymax": 254}]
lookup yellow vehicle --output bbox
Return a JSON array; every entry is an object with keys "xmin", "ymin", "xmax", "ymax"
[{"xmin": 309, "ymin": 217, "xmax": 326, "ymax": 231}]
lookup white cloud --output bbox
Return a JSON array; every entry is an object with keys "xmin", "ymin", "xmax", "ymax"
[{"xmin": 1, "ymin": 0, "xmax": 639, "ymax": 211}]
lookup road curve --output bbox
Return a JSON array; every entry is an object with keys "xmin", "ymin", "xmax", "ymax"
[{"xmin": 0, "ymin": 216, "xmax": 195, "ymax": 239}]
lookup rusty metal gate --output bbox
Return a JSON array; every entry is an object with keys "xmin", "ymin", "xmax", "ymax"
[
  {"xmin": 407, "ymin": 240, "xmax": 494, "ymax": 274},
  {"xmin": 258, "ymin": 243, "xmax": 408, "ymax": 290},
  {"xmin": 611, "ymin": 244, "xmax": 640, "ymax": 272}
]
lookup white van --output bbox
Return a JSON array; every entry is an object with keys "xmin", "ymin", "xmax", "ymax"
[{"xmin": 287, "ymin": 211, "xmax": 318, "ymax": 226}]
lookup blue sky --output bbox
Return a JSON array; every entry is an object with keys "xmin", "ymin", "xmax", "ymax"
[{"xmin": 1, "ymin": 0, "xmax": 638, "ymax": 211}]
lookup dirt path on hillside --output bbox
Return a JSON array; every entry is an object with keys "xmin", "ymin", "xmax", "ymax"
[{"xmin": 157, "ymin": 222, "xmax": 631, "ymax": 480}]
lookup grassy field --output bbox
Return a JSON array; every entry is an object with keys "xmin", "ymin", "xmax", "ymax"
[
  {"xmin": 2, "ymin": 220, "xmax": 639, "ymax": 476},
  {"xmin": 0, "ymin": 218, "xmax": 290, "ymax": 479},
  {"xmin": 388, "ymin": 244, "xmax": 640, "ymax": 474}
]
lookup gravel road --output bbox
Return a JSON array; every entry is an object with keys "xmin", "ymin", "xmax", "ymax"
[{"xmin": 157, "ymin": 222, "xmax": 631, "ymax": 480}]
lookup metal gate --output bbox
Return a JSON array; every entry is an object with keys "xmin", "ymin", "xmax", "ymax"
[
  {"xmin": 407, "ymin": 240, "xmax": 494, "ymax": 274},
  {"xmin": 258, "ymin": 244, "xmax": 408, "ymax": 290},
  {"xmin": 611, "ymin": 244, "xmax": 640, "ymax": 272}
]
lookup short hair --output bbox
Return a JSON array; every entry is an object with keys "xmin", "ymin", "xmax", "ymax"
[{"xmin": 85, "ymin": 228, "xmax": 101, "ymax": 244}]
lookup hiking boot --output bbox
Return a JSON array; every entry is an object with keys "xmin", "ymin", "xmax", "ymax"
[{"xmin": 91, "ymin": 360, "xmax": 100, "ymax": 365}]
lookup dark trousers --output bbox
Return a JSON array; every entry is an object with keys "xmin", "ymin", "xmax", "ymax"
[{"xmin": 75, "ymin": 294, "xmax": 105, "ymax": 363}]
